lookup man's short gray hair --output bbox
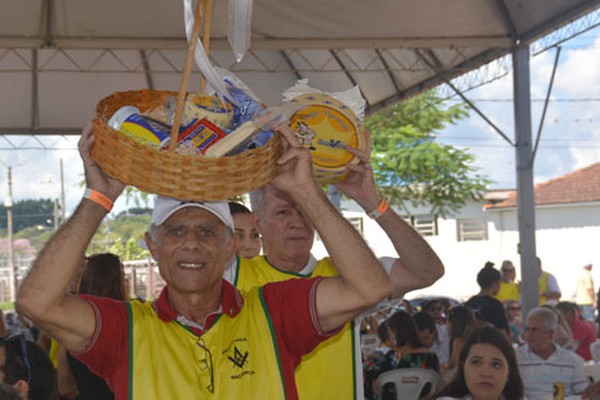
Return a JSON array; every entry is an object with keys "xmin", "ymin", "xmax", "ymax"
[
  {"xmin": 527, "ymin": 307, "xmax": 557, "ymax": 331},
  {"xmin": 249, "ymin": 186, "xmax": 267, "ymax": 218}
]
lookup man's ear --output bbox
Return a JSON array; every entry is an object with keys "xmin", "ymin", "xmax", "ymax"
[
  {"xmin": 227, "ymin": 233, "xmax": 239, "ymax": 260},
  {"xmin": 12, "ymin": 379, "xmax": 29, "ymax": 398},
  {"xmin": 252, "ymin": 213, "xmax": 263, "ymax": 235},
  {"xmin": 145, "ymin": 231, "xmax": 159, "ymax": 260}
]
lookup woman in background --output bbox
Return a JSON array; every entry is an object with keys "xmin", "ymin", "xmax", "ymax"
[
  {"xmin": 228, "ymin": 201, "xmax": 262, "ymax": 259},
  {"xmin": 503, "ymin": 299, "xmax": 523, "ymax": 345},
  {"xmin": 433, "ymin": 326, "xmax": 524, "ymax": 400},
  {"xmin": 364, "ymin": 310, "xmax": 439, "ymax": 399},
  {"xmin": 57, "ymin": 253, "xmax": 126, "ymax": 400}
]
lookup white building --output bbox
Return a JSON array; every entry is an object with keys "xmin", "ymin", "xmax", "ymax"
[{"xmin": 313, "ymin": 161, "xmax": 600, "ymax": 303}]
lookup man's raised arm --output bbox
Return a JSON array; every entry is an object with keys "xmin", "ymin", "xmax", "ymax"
[
  {"xmin": 17, "ymin": 122, "xmax": 125, "ymax": 352},
  {"xmin": 272, "ymin": 127, "xmax": 392, "ymax": 332},
  {"xmin": 336, "ymin": 133, "xmax": 444, "ymax": 298}
]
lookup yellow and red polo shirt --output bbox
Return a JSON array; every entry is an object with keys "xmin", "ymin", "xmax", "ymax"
[{"xmin": 74, "ymin": 278, "xmax": 332, "ymax": 399}]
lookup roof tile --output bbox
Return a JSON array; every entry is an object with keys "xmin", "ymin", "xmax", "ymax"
[{"xmin": 485, "ymin": 162, "xmax": 600, "ymax": 209}]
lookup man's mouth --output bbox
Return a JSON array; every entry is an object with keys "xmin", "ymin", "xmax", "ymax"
[{"xmin": 178, "ymin": 262, "xmax": 207, "ymax": 270}]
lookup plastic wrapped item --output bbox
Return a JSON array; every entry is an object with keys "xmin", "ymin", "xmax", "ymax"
[
  {"xmin": 205, "ymin": 102, "xmax": 304, "ymax": 157},
  {"xmin": 183, "ymin": 0, "xmax": 232, "ymax": 103},
  {"xmin": 282, "ymin": 80, "xmax": 368, "ymax": 184},
  {"xmin": 282, "ymin": 79, "xmax": 366, "ymax": 119},
  {"xmin": 228, "ymin": 0, "xmax": 254, "ymax": 62}
]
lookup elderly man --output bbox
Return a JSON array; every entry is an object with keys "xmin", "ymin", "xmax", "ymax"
[
  {"xmin": 17, "ymin": 123, "xmax": 392, "ymax": 399},
  {"xmin": 516, "ymin": 307, "xmax": 589, "ymax": 399},
  {"xmin": 227, "ymin": 134, "xmax": 444, "ymax": 399}
]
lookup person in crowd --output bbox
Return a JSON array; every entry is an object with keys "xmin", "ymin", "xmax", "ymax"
[
  {"xmin": 537, "ymin": 257, "xmax": 561, "ymax": 306},
  {"xmin": 361, "ymin": 320, "xmax": 395, "ymax": 375},
  {"xmin": 465, "ymin": 264, "xmax": 509, "ymax": 334},
  {"xmin": 446, "ymin": 306, "xmax": 477, "ymax": 372},
  {"xmin": 231, "ymin": 131, "xmax": 444, "ymax": 399},
  {"xmin": 0, "ymin": 310, "xmax": 7, "ymax": 337},
  {"xmin": 364, "ymin": 310, "xmax": 439, "ymax": 399},
  {"xmin": 516, "ymin": 307, "xmax": 588, "ymax": 399},
  {"xmin": 16, "ymin": 123, "xmax": 393, "ymax": 399},
  {"xmin": 228, "ymin": 201, "xmax": 262, "ymax": 259},
  {"xmin": 0, "ymin": 335, "xmax": 59, "ymax": 400},
  {"xmin": 360, "ymin": 308, "xmax": 393, "ymax": 336},
  {"xmin": 504, "ymin": 299, "xmax": 523, "ymax": 345},
  {"xmin": 4, "ymin": 312, "xmax": 35, "ymax": 342},
  {"xmin": 422, "ymin": 299, "xmax": 446, "ymax": 325},
  {"xmin": 0, "ymin": 383, "xmax": 22, "ymax": 400},
  {"xmin": 413, "ymin": 311, "xmax": 450, "ymax": 366},
  {"xmin": 495, "ymin": 260, "xmax": 519, "ymax": 302},
  {"xmin": 541, "ymin": 304, "xmax": 576, "ymax": 350},
  {"xmin": 555, "ymin": 301, "xmax": 596, "ymax": 361},
  {"xmin": 575, "ymin": 263, "xmax": 596, "ymax": 322},
  {"xmin": 432, "ymin": 326, "xmax": 525, "ymax": 400},
  {"xmin": 582, "ymin": 380, "xmax": 600, "ymax": 399},
  {"xmin": 57, "ymin": 253, "xmax": 126, "ymax": 399}
]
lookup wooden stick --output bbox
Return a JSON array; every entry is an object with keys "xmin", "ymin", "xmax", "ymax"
[
  {"xmin": 169, "ymin": 1, "xmax": 203, "ymax": 152},
  {"xmin": 201, "ymin": 0, "xmax": 213, "ymax": 93}
]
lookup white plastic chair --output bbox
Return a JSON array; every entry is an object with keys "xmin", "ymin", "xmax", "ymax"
[
  {"xmin": 590, "ymin": 341, "xmax": 600, "ymax": 362},
  {"xmin": 375, "ymin": 368, "xmax": 439, "ymax": 400}
]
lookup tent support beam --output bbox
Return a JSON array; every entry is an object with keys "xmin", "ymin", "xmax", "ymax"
[
  {"xmin": 533, "ymin": 46, "xmax": 561, "ymax": 161},
  {"xmin": 513, "ymin": 44, "xmax": 538, "ymax": 318},
  {"xmin": 415, "ymin": 49, "xmax": 514, "ymax": 146}
]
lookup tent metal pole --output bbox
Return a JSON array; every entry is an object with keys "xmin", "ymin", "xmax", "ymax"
[{"xmin": 513, "ymin": 44, "xmax": 538, "ymax": 319}]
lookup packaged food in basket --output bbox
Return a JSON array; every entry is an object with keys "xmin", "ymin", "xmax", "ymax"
[
  {"xmin": 205, "ymin": 102, "xmax": 304, "ymax": 157},
  {"xmin": 108, "ymin": 106, "xmax": 171, "ymax": 148},
  {"xmin": 183, "ymin": 94, "xmax": 234, "ymax": 129},
  {"xmin": 283, "ymin": 80, "xmax": 367, "ymax": 184}
]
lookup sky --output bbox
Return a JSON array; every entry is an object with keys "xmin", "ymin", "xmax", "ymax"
[{"xmin": 0, "ymin": 24, "xmax": 599, "ymax": 221}]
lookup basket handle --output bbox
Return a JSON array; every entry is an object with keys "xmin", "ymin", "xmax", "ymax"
[
  {"xmin": 201, "ymin": 0, "xmax": 213, "ymax": 93},
  {"xmin": 168, "ymin": 0, "xmax": 204, "ymax": 152}
]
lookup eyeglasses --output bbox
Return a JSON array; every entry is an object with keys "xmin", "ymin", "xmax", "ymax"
[
  {"xmin": 197, "ymin": 339, "xmax": 214, "ymax": 394},
  {"xmin": 0, "ymin": 334, "xmax": 32, "ymax": 385},
  {"xmin": 509, "ymin": 307, "xmax": 521, "ymax": 311}
]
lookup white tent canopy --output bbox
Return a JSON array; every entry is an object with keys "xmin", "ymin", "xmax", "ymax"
[{"xmin": 1, "ymin": 0, "xmax": 599, "ymax": 137}]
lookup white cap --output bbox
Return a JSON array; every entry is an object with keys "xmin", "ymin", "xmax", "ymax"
[{"xmin": 151, "ymin": 196, "xmax": 234, "ymax": 231}]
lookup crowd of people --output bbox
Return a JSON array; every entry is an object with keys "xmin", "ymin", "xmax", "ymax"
[
  {"xmin": 5, "ymin": 122, "xmax": 445, "ymax": 399},
  {"xmin": 360, "ymin": 260, "xmax": 600, "ymax": 400},
  {"xmin": 4, "ymin": 122, "xmax": 600, "ymax": 400}
]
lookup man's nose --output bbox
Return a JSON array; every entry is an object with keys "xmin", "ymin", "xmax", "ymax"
[{"xmin": 182, "ymin": 230, "xmax": 204, "ymax": 248}]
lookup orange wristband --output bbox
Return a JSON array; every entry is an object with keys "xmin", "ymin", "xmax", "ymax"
[
  {"xmin": 367, "ymin": 199, "xmax": 389, "ymax": 219},
  {"xmin": 84, "ymin": 189, "xmax": 113, "ymax": 213}
]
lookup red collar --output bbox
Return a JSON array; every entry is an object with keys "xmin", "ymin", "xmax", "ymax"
[{"xmin": 152, "ymin": 280, "xmax": 244, "ymax": 330}]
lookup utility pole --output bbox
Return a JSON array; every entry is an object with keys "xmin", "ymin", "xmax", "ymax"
[
  {"xmin": 4, "ymin": 166, "xmax": 17, "ymax": 301},
  {"xmin": 60, "ymin": 158, "xmax": 66, "ymax": 223}
]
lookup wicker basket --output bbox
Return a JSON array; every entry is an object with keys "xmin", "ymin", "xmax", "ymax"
[{"xmin": 92, "ymin": 89, "xmax": 281, "ymax": 201}]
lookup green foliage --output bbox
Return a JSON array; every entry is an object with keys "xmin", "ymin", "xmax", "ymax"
[
  {"xmin": 17, "ymin": 211, "xmax": 152, "ymax": 261},
  {"xmin": 365, "ymin": 90, "xmax": 491, "ymax": 217},
  {"xmin": 0, "ymin": 199, "xmax": 57, "ymax": 231},
  {"xmin": 87, "ymin": 214, "xmax": 151, "ymax": 260}
]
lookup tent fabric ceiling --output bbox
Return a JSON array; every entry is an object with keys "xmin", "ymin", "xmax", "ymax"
[{"xmin": 0, "ymin": 0, "xmax": 599, "ymax": 140}]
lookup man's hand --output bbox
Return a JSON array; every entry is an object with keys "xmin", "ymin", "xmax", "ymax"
[
  {"xmin": 78, "ymin": 121, "xmax": 125, "ymax": 201},
  {"xmin": 334, "ymin": 131, "xmax": 380, "ymax": 212},
  {"xmin": 270, "ymin": 125, "xmax": 317, "ymax": 194}
]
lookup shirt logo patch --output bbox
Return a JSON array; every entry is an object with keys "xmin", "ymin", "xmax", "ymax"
[{"xmin": 223, "ymin": 337, "xmax": 255, "ymax": 379}]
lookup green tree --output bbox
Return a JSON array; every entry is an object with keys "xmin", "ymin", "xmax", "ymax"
[
  {"xmin": 86, "ymin": 213, "xmax": 151, "ymax": 260},
  {"xmin": 365, "ymin": 90, "xmax": 491, "ymax": 217},
  {"xmin": 0, "ymin": 199, "xmax": 56, "ymax": 231}
]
